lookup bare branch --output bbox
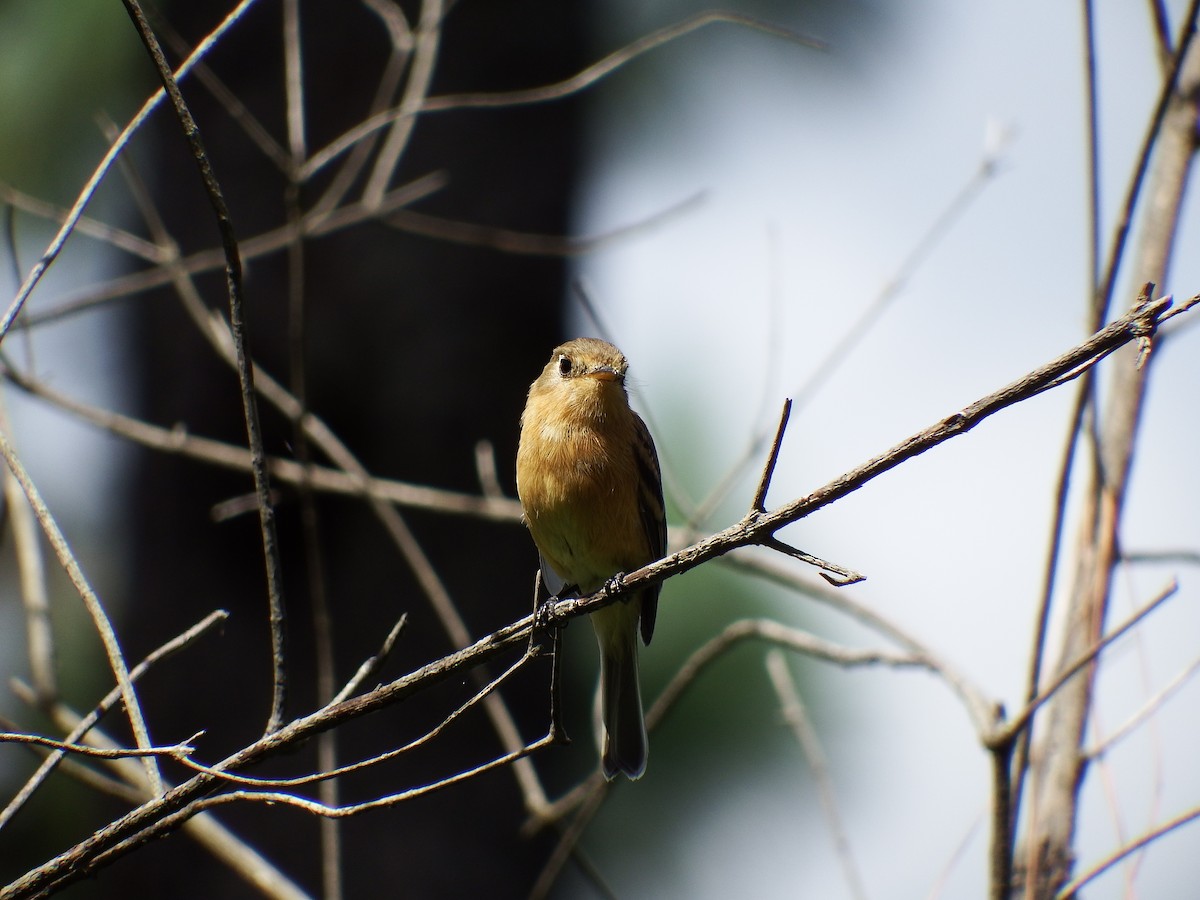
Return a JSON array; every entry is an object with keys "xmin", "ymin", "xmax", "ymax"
[
  {"xmin": 0, "ymin": 732, "xmax": 197, "ymax": 761},
  {"xmin": 1056, "ymin": 806, "xmax": 1200, "ymax": 898},
  {"xmin": 0, "ymin": 399, "xmax": 56, "ymax": 705},
  {"xmin": 302, "ymin": 11, "xmax": 824, "ymax": 179},
  {"xmin": 1, "ymin": 364, "xmax": 521, "ymax": 522},
  {"xmin": 750, "ymin": 399, "xmax": 791, "ymax": 513},
  {"xmin": 121, "ymin": 0, "xmax": 289, "ymax": 735},
  {"xmin": 0, "ymin": 427, "xmax": 162, "ymax": 795},
  {"xmin": 765, "ymin": 650, "xmax": 868, "ymax": 900},
  {"xmin": 1087, "ymin": 655, "xmax": 1200, "ymax": 759}
]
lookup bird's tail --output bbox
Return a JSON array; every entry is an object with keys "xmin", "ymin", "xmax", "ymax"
[{"xmin": 593, "ymin": 600, "xmax": 648, "ymax": 780}]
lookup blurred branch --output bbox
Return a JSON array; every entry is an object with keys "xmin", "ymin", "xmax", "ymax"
[
  {"xmin": 528, "ymin": 615, "xmax": 938, "ymax": 893},
  {"xmin": 361, "ymin": 0, "xmax": 442, "ymax": 208},
  {"xmin": 303, "ymin": 10, "xmax": 825, "ymax": 180},
  {"xmin": 14, "ymin": 172, "xmax": 446, "ymax": 330},
  {"xmin": 765, "ymin": 650, "xmax": 868, "ymax": 900},
  {"xmin": 0, "ymin": 426, "xmax": 162, "ymax": 796},
  {"xmin": 1087, "ymin": 655, "xmax": 1200, "ymax": 759},
  {"xmin": 0, "ymin": 397, "xmax": 56, "ymax": 706},
  {"xmin": 0, "ymin": 366, "xmax": 522, "ymax": 520},
  {"xmin": 1056, "ymin": 805, "xmax": 1200, "ymax": 898}
]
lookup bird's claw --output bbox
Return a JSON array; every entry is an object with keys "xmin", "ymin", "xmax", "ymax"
[
  {"xmin": 534, "ymin": 583, "xmax": 577, "ymax": 638},
  {"xmin": 603, "ymin": 572, "xmax": 628, "ymax": 600}
]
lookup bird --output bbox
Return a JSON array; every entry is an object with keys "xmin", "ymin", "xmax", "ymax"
[{"xmin": 516, "ymin": 337, "xmax": 666, "ymax": 780}]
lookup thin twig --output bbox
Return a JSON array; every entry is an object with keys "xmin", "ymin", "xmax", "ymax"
[
  {"xmin": 1055, "ymin": 806, "xmax": 1200, "ymax": 897},
  {"xmin": 1080, "ymin": 0, "xmax": 1101, "ymax": 313},
  {"xmin": 331, "ymin": 615, "xmax": 407, "ymax": 704},
  {"xmin": 121, "ymin": 0, "xmax": 289, "ymax": 737},
  {"xmin": 0, "ymin": 732, "xmax": 197, "ymax": 760},
  {"xmin": 1086, "ymin": 654, "xmax": 1200, "ymax": 759},
  {"xmin": 750, "ymin": 399, "xmax": 791, "ymax": 513}
]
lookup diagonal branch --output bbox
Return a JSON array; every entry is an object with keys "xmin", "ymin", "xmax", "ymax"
[{"xmin": 545, "ymin": 291, "xmax": 1189, "ymax": 629}]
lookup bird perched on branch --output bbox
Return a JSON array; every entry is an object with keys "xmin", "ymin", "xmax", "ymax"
[{"xmin": 516, "ymin": 337, "xmax": 666, "ymax": 780}]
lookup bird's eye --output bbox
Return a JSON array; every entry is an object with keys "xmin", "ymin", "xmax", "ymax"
[{"xmin": 557, "ymin": 355, "xmax": 572, "ymax": 376}]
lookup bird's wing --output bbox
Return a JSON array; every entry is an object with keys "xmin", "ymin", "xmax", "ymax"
[{"xmin": 632, "ymin": 412, "xmax": 666, "ymax": 646}]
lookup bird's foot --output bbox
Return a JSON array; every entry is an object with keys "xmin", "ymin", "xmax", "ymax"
[
  {"xmin": 534, "ymin": 582, "xmax": 577, "ymax": 636},
  {"xmin": 602, "ymin": 572, "xmax": 628, "ymax": 601}
]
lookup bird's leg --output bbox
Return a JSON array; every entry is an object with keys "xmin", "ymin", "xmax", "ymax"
[
  {"xmin": 529, "ymin": 570, "xmax": 552, "ymax": 655},
  {"xmin": 546, "ymin": 618, "xmax": 570, "ymax": 746},
  {"xmin": 527, "ymin": 570, "xmax": 572, "ymax": 745},
  {"xmin": 531, "ymin": 570, "xmax": 575, "ymax": 652}
]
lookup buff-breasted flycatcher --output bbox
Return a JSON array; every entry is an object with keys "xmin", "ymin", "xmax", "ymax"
[{"xmin": 516, "ymin": 337, "xmax": 666, "ymax": 780}]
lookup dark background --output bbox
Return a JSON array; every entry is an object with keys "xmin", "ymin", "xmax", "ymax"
[{"xmin": 125, "ymin": 2, "xmax": 581, "ymax": 896}]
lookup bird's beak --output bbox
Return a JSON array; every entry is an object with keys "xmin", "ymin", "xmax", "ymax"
[{"xmin": 587, "ymin": 367, "xmax": 621, "ymax": 382}]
